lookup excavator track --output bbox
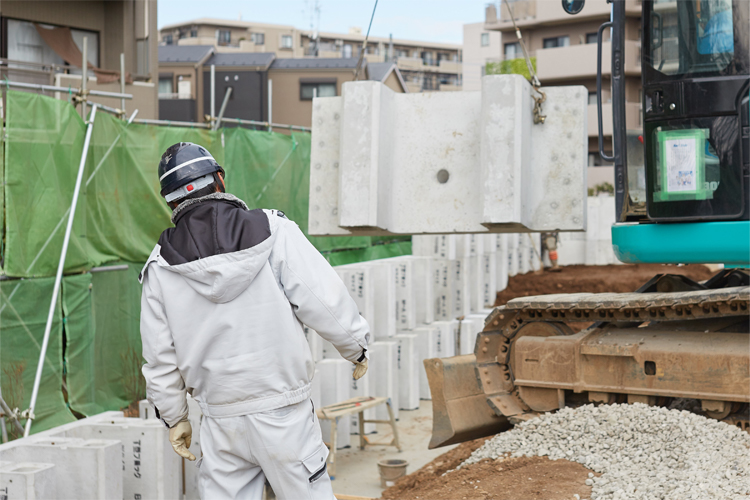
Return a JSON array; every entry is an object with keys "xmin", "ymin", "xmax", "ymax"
[{"xmin": 426, "ymin": 272, "xmax": 750, "ymax": 448}]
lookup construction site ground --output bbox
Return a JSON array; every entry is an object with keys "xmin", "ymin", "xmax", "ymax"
[{"xmin": 331, "ymin": 263, "xmax": 716, "ymax": 499}]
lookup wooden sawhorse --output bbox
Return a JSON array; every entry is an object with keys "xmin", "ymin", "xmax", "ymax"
[{"xmin": 317, "ymin": 396, "xmax": 402, "ymax": 477}]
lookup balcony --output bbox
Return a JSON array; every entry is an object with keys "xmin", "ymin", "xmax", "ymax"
[
  {"xmin": 405, "ymin": 82, "xmax": 422, "ymax": 93},
  {"xmin": 439, "ymin": 83, "xmax": 462, "ymax": 91},
  {"xmin": 438, "ymin": 60, "xmax": 462, "ymax": 74},
  {"xmin": 535, "ymin": 40, "xmax": 641, "ymax": 82},
  {"xmin": 397, "ymin": 57, "xmax": 426, "ymax": 71},
  {"xmin": 485, "ymin": 0, "xmax": 641, "ymax": 31},
  {"xmin": 587, "ymin": 102, "xmax": 643, "ymax": 137}
]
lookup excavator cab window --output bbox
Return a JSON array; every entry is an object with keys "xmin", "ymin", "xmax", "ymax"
[{"xmin": 642, "ymin": 0, "xmax": 749, "ymax": 221}]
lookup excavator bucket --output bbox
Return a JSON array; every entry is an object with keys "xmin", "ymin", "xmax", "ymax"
[{"xmin": 424, "ymin": 354, "xmax": 510, "ymax": 449}]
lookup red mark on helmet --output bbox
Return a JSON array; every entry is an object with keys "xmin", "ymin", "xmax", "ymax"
[
  {"xmin": 638, "ymin": 135, "xmax": 644, "ymax": 144},
  {"xmin": 187, "ymin": 185, "xmax": 194, "ymax": 192}
]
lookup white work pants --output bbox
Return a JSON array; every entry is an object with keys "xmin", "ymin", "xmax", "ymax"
[{"xmin": 198, "ymin": 398, "xmax": 335, "ymax": 499}]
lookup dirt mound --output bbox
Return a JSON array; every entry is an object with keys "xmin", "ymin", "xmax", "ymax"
[
  {"xmin": 381, "ymin": 450, "xmax": 593, "ymax": 500},
  {"xmin": 495, "ymin": 263, "xmax": 714, "ymax": 306}
]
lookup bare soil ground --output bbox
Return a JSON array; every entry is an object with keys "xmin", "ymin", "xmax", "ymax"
[
  {"xmin": 381, "ymin": 437, "xmax": 593, "ymax": 500},
  {"xmin": 494, "ymin": 263, "xmax": 714, "ymax": 306}
]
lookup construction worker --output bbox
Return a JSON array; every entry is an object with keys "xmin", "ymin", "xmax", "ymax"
[{"xmin": 139, "ymin": 142, "xmax": 370, "ymax": 499}]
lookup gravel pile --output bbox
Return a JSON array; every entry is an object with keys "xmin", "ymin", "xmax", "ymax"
[{"xmin": 459, "ymin": 403, "xmax": 750, "ymax": 499}]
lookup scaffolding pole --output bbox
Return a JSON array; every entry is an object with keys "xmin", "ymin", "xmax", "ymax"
[
  {"xmin": 132, "ymin": 117, "xmax": 310, "ymax": 132},
  {"xmin": 23, "ymin": 105, "xmax": 98, "ymax": 437},
  {"xmin": 210, "ymin": 64, "xmax": 216, "ymax": 124},
  {"xmin": 120, "ymin": 53, "xmax": 126, "ymax": 118},
  {"xmin": 81, "ymin": 37, "xmax": 87, "ymax": 119},
  {"xmin": 2, "ymin": 80, "xmax": 132, "ymax": 100},
  {"xmin": 213, "ymin": 86, "xmax": 232, "ymax": 131},
  {"xmin": 221, "ymin": 117, "xmax": 311, "ymax": 132},
  {"xmin": 134, "ymin": 118, "xmax": 210, "ymax": 128}
]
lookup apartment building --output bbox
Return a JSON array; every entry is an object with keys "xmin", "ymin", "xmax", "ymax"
[
  {"xmin": 160, "ymin": 19, "xmax": 462, "ymax": 92},
  {"xmin": 484, "ymin": 0, "xmax": 643, "ymax": 176},
  {"xmin": 462, "ymin": 22, "xmax": 502, "ymax": 91},
  {"xmin": 0, "ymin": 0, "xmax": 159, "ymax": 118}
]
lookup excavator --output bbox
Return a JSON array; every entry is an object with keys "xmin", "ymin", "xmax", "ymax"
[{"xmin": 425, "ymin": 0, "xmax": 750, "ymax": 448}]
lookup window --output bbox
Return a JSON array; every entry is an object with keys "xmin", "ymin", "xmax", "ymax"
[
  {"xmin": 396, "ymin": 49, "xmax": 408, "ymax": 58},
  {"xmin": 586, "ymin": 32, "xmax": 598, "ymax": 44},
  {"xmin": 216, "ymin": 29, "xmax": 231, "ymax": 45},
  {"xmin": 543, "ymin": 35, "xmax": 570, "ymax": 48},
  {"xmin": 190, "ymin": 28, "xmax": 198, "ymax": 38},
  {"xmin": 300, "ymin": 81, "xmax": 337, "ymax": 100},
  {"xmin": 164, "ymin": 34, "xmax": 173, "ymax": 45},
  {"xmin": 343, "ymin": 44, "xmax": 353, "ymax": 58},
  {"xmin": 421, "ymin": 51, "xmax": 434, "ymax": 66},
  {"xmin": 252, "ymin": 33, "xmax": 265, "ymax": 45},
  {"xmin": 158, "ymin": 77, "xmax": 173, "ymax": 95},
  {"xmin": 9, "ymin": 20, "xmax": 100, "ymax": 67},
  {"xmin": 504, "ymin": 42, "xmax": 521, "ymax": 60},
  {"xmin": 281, "ymin": 35, "xmax": 293, "ymax": 49},
  {"xmin": 481, "ymin": 33, "xmax": 490, "ymax": 47}
]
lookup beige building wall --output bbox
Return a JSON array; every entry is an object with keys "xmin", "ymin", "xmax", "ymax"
[
  {"xmin": 462, "ymin": 22, "xmax": 502, "ymax": 92},
  {"xmin": 268, "ymin": 68, "xmax": 355, "ymax": 129},
  {"xmin": 1, "ymin": 0, "xmax": 159, "ymax": 118},
  {"xmin": 382, "ymin": 71, "xmax": 403, "ymax": 93}
]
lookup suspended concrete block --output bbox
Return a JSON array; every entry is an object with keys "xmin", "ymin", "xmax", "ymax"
[
  {"xmin": 394, "ymin": 334, "xmax": 420, "ymax": 411},
  {"xmin": 0, "ymin": 438, "xmax": 122, "ymax": 499},
  {"xmin": 316, "ymin": 359, "xmax": 351, "ymax": 449},
  {"xmin": 309, "ymin": 75, "xmax": 587, "ymax": 236},
  {"xmin": 0, "ymin": 461, "xmax": 56, "ymax": 500},
  {"xmin": 51, "ymin": 416, "xmax": 180, "ymax": 500}
]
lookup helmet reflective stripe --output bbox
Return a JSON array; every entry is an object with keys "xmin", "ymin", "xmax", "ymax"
[
  {"xmin": 164, "ymin": 174, "xmax": 215, "ymax": 203},
  {"xmin": 159, "ymin": 155, "xmax": 217, "ymax": 182}
]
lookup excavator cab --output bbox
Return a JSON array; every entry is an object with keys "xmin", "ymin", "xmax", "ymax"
[{"xmin": 425, "ymin": 0, "xmax": 750, "ymax": 449}]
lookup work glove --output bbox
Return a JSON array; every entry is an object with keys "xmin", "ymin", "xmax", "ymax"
[
  {"xmin": 169, "ymin": 418, "xmax": 196, "ymax": 461},
  {"xmin": 353, "ymin": 358, "xmax": 368, "ymax": 380}
]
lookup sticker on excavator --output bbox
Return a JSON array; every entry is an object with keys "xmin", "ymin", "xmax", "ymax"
[{"xmin": 654, "ymin": 128, "xmax": 712, "ymax": 202}]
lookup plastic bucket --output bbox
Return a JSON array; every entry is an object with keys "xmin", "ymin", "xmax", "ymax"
[{"xmin": 378, "ymin": 459, "xmax": 409, "ymax": 488}]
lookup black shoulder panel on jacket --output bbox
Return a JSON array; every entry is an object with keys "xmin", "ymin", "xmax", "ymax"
[{"xmin": 158, "ymin": 201, "xmax": 271, "ymax": 265}]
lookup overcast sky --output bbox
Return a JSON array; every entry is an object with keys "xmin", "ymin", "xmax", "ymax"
[{"xmin": 157, "ymin": 0, "xmax": 490, "ymax": 45}]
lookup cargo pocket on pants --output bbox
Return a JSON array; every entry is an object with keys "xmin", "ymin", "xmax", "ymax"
[{"xmin": 302, "ymin": 443, "xmax": 329, "ymax": 491}]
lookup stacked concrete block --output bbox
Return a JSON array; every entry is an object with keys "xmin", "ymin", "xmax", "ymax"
[
  {"xmin": 368, "ymin": 341, "xmax": 399, "ymax": 420},
  {"xmin": 348, "ymin": 365, "xmax": 376, "ymax": 434},
  {"xmin": 478, "ymin": 252, "xmax": 498, "ymax": 310},
  {"xmin": 410, "ymin": 256, "xmax": 434, "ymax": 325},
  {"xmin": 310, "ymin": 76, "xmax": 587, "ymax": 236},
  {"xmin": 316, "ymin": 359, "xmax": 352, "ymax": 449},
  {"xmin": 53, "ymin": 416, "xmax": 180, "ymax": 500},
  {"xmin": 431, "ymin": 320, "xmax": 457, "ymax": 360},
  {"xmin": 0, "ymin": 461, "xmax": 56, "ymax": 500},
  {"xmin": 431, "ymin": 258, "xmax": 454, "ymax": 321},
  {"xmin": 0, "ymin": 438, "xmax": 122, "ymax": 499},
  {"xmin": 508, "ymin": 233, "xmax": 520, "ymax": 277},
  {"xmin": 452, "ymin": 258, "xmax": 473, "ymax": 317},
  {"xmin": 413, "ymin": 325, "xmax": 444, "ymax": 400},
  {"xmin": 495, "ymin": 234, "xmax": 509, "ymax": 292},
  {"xmin": 337, "ymin": 262, "xmax": 396, "ymax": 340},
  {"xmin": 394, "ymin": 334, "xmax": 420, "ymax": 410}
]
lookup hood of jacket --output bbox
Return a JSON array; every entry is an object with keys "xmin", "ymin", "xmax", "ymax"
[{"xmin": 145, "ymin": 193, "xmax": 276, "ymax": 304}]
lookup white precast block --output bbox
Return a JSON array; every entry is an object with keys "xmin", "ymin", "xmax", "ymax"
[
  {"xmin": 368, "ymin": 341, "xmax": 399, "ymax": 420},
  {"xmin": 0, "ymin": 438, "xmax": 122, "ymax": 499},
  {"xmin": 431, "ymin": 321, "xmax": 457, "ymax": 359},
  {"xmin": 432, "ymin": 258, "xmax": 454, "ymax": 321},
  {"xmin": 316, "ymin": 359, "xmax": 351, "ymax": 449},
  {"xmin": 519, "ymin": 234, "xmax": 531, "ymax": 275},
  {"xmin": 496, "ymin": 234, "xmax": 509, "ymax": 291},
  {"xmin": 311, "ymin": 77, "xmax": 587, "ymax": 235},
  {"xmin": 524, "ymin": 86, "xmax": 588, "ymax": 232},
  {"xmin": 337, "ymin": 266, "xmax": 375, "ymax": 335},
  {"xmin": 338, "ymin": 262, "xmax": 396, "ymax": 339},
  {"xmin": 558, "ymin": 229, "xmax": 586, "ymax": 265},
  {"xmin": 309, "ymin": 97, "xmax": 353, "ymax": 236},
  {"xmin": 413, "ymin": 325, "xmax": 439, "ymax": 400},
  {"xmin": 348, "ymin": 366, "xmax": 376, "ymax": 434},
  {"xmin": 508, "ymin": 234, "xmax": 519, "ymax": 277},
  {"xmin": 529, "ymin": 233, "xmax": 542, "ymax": 271},
  {"xmin": 452, "ymin": 258, "xmax": 473, "ymax": 317},
  {"xmin": 413, "ymin": 235, "xmax": 458, "ymax": 260},
  {"xmin": 54, "ymin": 417, "xmax": 180, "ymax": 500},
  {"xmin": 585, "ymin": 197, "xmax": 600, "ymax": 266},
  {"xmin": 410, "ymin": 256, "xmax": 434, "ymax": 325},
  {"xmin": 394, "ymin": 334, "xmax": 420, "ymax": 410},
  {"xmin": 479, "ymin": 252, "xmax": 498, "ymax": 309},
  {"xmin": 458, "ymin": 316, "xmax": 487, "ymax": 355},
  {"xmin": 480, "ymin": 75, "xmax": 530, "ymax": 227},
  {"xmin": 0, "ymin": 461, "xmax": 56, "ymax": 500}
]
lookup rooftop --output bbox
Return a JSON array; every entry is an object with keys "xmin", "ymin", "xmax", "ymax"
[
  {"xmin": 158, "ymin": 45, "xmax": 214, "ymax": 63},
  {"xmin": 270, "ymin": 58, "xmax": 361, "ymax": 70},
  {"xmin": 205, "ymin": 52, "xmax": 276, "ymax": 68},
  {"xmin": 161, "ymin": 17, "xmax": 296, "ymax": 31}
]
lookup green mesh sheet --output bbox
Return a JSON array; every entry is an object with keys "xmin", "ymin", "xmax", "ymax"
[
  {"xmin": 0, "ymin": 277, "xmax": 76, "ymax": 435},
  {"xmin": 63, "ymin": 265, "xmax": 145, "ymax": 416}
]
